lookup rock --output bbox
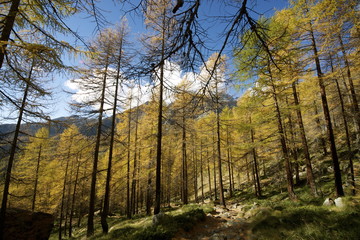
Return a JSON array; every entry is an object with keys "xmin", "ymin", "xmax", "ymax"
[
  {"xmin": 334, "ymin": 197, "xmax": 345, "ymax": 208},
  {"xmin": 152, "ymin": 212, "xmax": 170, "ymax": 225},
  {"xmin": 219, "ymin": 212, "xmax": 231, "ymax": 219},
  {"xmin": 214, "ymin": 206, "xmax": 228, "ymax": 214},
  {"xmin": 230, "ymin": 203, "xmax": 243, "ymax": 211},
  {"xmin": 2, "ymin": 208, "xmax": 54, "ymax": 240},
  {"xmin": 323, "ymin": 198, "xmax": 335, "ymax": 206}
]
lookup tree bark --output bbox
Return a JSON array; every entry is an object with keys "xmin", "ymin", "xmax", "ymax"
[
  {"xmin": 226, "ymin": 126, "xmax": 233, "ymax": 197},
  {"xmin": 131, "ymin": 102, "xmax": 139, "ymax": 214},
  {"xmin": 154, "ymin": 7, "xmax": 167, "ymax": 214},
  {"xmin": 309, "ymin": 25, "xmax": 344, "ymax": 197},
  {"xmin": 59, "ymin": 144, "xmax": 72, "ymax": 240},
  {"xmin": 32, "ymin": 145, "xmax": 42, "ymax": 212},
  {"xmin": 87, "ymin": 62, "xmax": 109, "ymax": 236},
  {"xmin": 101, "ymin": 37, "xmax": 123, "ymax": 232},
  {"xmin": 249, "ymin": 116, "xmax": 261, "ymax": 197},
  {"xmin": 126, "ymin": 100, "xmax": 132, "ymax": 219},
  {"xmin": 181, "ymin": 114, "xmax": 188, "ymax": 204},
  {"xmin": 212, "ymin": 132, "xmax": 218, "ymax": 200},
  {"xmin": 193, "ymin": 142, "xmax": 198, "ymax": 203},
  {"xmin": 292, "ymin": 81, "xmax": 317, "ymax": 195},
  {"xmin": 216, "ymin": 95, "xmax": 225, "ymax": 206},
  {"xmin": 268, "ymin": 62, "xmax": 296, "ymax": 200},
  {"xmin": 330, "ymin": 55, "xmax": 355, "ymax": 195},
  {"xmin": 206, "ymin": 148, "xmax": 212, "ymax": 198},
  {"xmin": 0, "ymin": 0, "xmax": 20, "ymax": 70},
  {"xmin": 69, "ymin": 156, "xmax": 80, "ymax": 237},
  {"xmin": 200, "ymin": 141, "xmax": 205, "ymax": 202},
  {"xmin": 338, "ymin": 35, "xmax": 360, "ymax": 137},
  {"xmin": 0, "ymin": 62, "xmax": 33, "ymax": 240}
]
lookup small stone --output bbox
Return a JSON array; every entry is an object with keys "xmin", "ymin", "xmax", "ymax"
[
  {"xmin": 220, "ymin": 212, "xmax": 231, "ymax": 218},
  {"xmin": 323, "ymin": 198, "xmax": 335, "ymax": 206},
  {"xmin": 334, "ymin": 197, "xmax": 345, "ymax": 208}
]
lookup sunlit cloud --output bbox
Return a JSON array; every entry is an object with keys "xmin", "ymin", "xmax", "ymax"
[{"xmin": 65, "ymin": 60, "xmax": 215, "ymax": 113}]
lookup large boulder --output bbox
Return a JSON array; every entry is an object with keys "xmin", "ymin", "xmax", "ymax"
[{"xmin": 2, "ymin": 208, "xmax": 54, "ymax": 240}]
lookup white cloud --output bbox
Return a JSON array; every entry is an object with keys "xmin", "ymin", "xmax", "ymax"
[{"xmin": 65, "ymin": 60, "xmax": 219, "ymax": 113}]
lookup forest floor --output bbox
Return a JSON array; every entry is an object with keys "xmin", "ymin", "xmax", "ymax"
[
  {"xmin": 173, "ymin": 202, "xmax": 253, "ymax": 240},
  {"xmin": 50, "ymin": 187, "xmax": 360, "ymax": 240}
]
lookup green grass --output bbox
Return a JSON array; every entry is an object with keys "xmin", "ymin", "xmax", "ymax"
[
  {"xmin": 251, "ymin": 202, "xmax": 360, "ymax": 240},
  {"xmin": 49, "ymin": 204, "xmax": 209, "ymax": 240}
]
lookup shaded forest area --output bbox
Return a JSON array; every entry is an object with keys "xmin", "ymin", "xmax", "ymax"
[{"xmin": 0, "ymin": 0, "xmax": 359, "ymax": 239}]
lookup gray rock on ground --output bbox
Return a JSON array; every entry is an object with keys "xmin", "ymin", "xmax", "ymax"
[
  {"xmin": 334, "ymin": 197, "xmax": 345, "ymax": 208},
  {"xmin": 323, "ymin": 198, "xmax": 335, "ymax": 206}
]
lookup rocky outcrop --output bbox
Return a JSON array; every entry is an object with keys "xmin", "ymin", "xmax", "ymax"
[{"xmin": 2, "ymin": 208, "xmax": 54, "ymax": 240}]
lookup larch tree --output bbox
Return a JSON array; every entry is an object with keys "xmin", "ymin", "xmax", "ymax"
[
  {"xmin": 198, "ymin": 53, "xmax": 227, "ymax": 206},
  {"xmin": 69, "ymin": 28, "xmax": 121, "ymax": 236},
  {"xmin": 101, "ymin": 20, "xmax": 131, "ymax": 233},
  {"xmin": 289, "ymin": 0, "xmax": 344, "ymax": 196},
  {"xmin": 143, "ymin": 0, "xmax": 177, "ymax": 214},
  {"xmin": 0, "ymin": 36, "xmax": 65, "ymax": 239}
]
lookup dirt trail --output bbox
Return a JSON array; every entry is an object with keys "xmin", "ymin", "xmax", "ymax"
[{"xmin": 173, "ymin": 204, "xmax": 254, "ymax": 240}]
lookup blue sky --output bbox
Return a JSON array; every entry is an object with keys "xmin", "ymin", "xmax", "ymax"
[{"xmin": 51, "ymin": 0, "xmax": 289, "ymax": 119}]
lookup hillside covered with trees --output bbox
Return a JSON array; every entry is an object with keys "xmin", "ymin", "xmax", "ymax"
[{"xmin": 0, "ymin": 0, "xmax": 359, "ymax": 239}]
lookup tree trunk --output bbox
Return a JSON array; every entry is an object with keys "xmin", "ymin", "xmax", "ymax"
[
  {"xmin": 64, "ymin": 162, "xmax": 74, "ymax": 237},
  {"xmin": 32, "ymin": 145, "xmax": 42, "ymax": 212},
  {"xmin": 245, "ymin": 154, "xmax": 250, "ymax": 182},
  {"xmin": 136, "ymin": 148, "xmax": 141, "ymax": 214},
  {"xmin": 212, "ymin": 134, "xmax": 218, "ymax": 200},
  {"xmin": 0, "ymin": 62, "xmax": 33, "ymax": 240},
  {"xmin": 249, "ymin": 116, "xmax": 261, "ymax": 197},
  {"xmin": 131, "ymin": 103, "xmax": 139, "ymax": 215},
  {"xmin": 292, "ymin": 81, "xmax": 317, "ymax": 196},
  {"xmin": 154, "ymin": 6, "xmax": 167, "ymax": 215},
  {"xmin": 0, "ymin": 0, "xmax": 20, "ymax": 70},
  {"xmin": 181, "ymin": 114, "xmax": 188, "ymax": 205},
  {"xmin": 146, "ymin": 149, "xmax": 153, "ymax": 216},
  {"xmin": 69, "ymin": 156, "xmax": 80, "ymax": 237},
  {"xmin": 59, "ymin": 145, "xmax": 72, "ymax": 240},
  {"xmin": 87, "ymin": 62, "xmax": 109, "ymax": 236},
  {"xmin": 193, "ymin": 143, "xmax": 198, "ymax": 203},
  {"xmin": 126, "ymin": 100, "xmax": 132, "ymax": 219},
  {"xmin": 309, "ymin": 25, "xmax": 344, "ymax": 197},
  {"xmin": 313, "ymin": 102, "xmax": 327, "ymax": 155},
  {"xmin": 200, "ymin": 141, "xmax": 205, "ymax": 202},
  {"xmin": 268, "ymin": 63, "xmax": 296, "ymax": 200},
  {"xmin": 284, "ymin": 100, "xmax": 300, "ymax": 185},
  {"xmin": 338, "ymin": 35, "xmax": 360, "ymax": 137},
  {"xmin": 226, "ymin": 126, "xmax": 233, "ymax": 197},
  {"xmin": 101, "ymin": 37, "xmax": 123, "ymax": 233},
  {"xmin": 206, "ymin": 149, "xmax": 212, "ymax": 198},
  {"xmin": 330, "ymin": 55, "xmax": 355, "ymax": 195},
  {"xmin": 215, "ymin": 81, "xmax": 225, "ymax": 207}
]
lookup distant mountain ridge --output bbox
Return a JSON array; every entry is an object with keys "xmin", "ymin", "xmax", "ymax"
[{"xmin": 0, "ymin": 94, "xmax": 237, "ymax": 138}]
